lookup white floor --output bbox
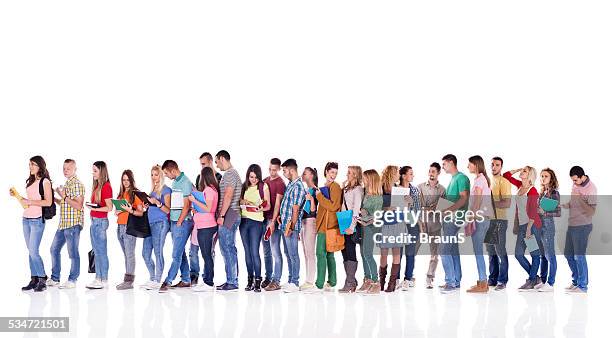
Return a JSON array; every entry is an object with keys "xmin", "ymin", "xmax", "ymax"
[{"xmin": 2, "ymin": 255, "xmax": 609, "ymax": 338}]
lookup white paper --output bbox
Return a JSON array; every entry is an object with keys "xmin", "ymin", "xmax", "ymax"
[{"xmin": 170, "ymin": 191, "xmax": 184, "ymax": 210}]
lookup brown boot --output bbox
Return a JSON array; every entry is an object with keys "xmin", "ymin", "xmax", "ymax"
[
  {"xmin": 467, "ymin": 280, "xmax": 489, "ymax": 293},
  {"xmin": 116, "ymin": 274, "xmax": 135, "ymax": 290},
  {"xmin": 379, "ymin": 265, "xmax": 388, "ymax": 291},
  {"xmin": 356, "ymin": 279, "xmax": 372, "ymax": 293},
  {"xmin": 339, "ymin": 261, "xmax": 358, "ymax": 293},
  {"xmin": 385, "ymin": 264, "xmax": 400, "ymax": 293},
  {"xmin": 365, "ymin": 281, "xmax": 381, "ymax": 295}
]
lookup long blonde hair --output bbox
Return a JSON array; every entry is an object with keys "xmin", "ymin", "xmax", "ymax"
[
  {"xmin": 381, "ymin": 165, "xmax": 399, "ymax": 194},
  {"xmin": 151, "ymin": 165, "xmax": 165, "ymax": 195},
  {"xmin": 525, "ymin": 166, "xmax": 537, "ymax": 186},
  {"xmin": 363, "ymin": 169, "xmax": 382, "ymax": 196},
  {"xmin": 343, "ymin": 166, "xmax": 363, "ymax": 192}
]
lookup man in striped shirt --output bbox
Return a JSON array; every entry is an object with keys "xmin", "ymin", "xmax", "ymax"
[
  {"xmin": 48, "ymin": 159, "xmax": 85, "ymax": 289},
  {"xmin": 278, "ymin": 158, "xmax": 306, "ymax": 293}
]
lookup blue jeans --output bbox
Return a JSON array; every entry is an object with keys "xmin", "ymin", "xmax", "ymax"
[
  {"xmin": 269, "ymin": 224, "xmax": 283, "ymax": 283},
  {"xmin": 486, "ymin": 220, "xmax": 508, "ymax": 284},
  {"xmin": 197, "ymin": 226, "xmax": 218, "ymax": 286},
  {"xmin": 440, "ymin": 221, "xmax": 462, "ymax": 287},
  {"xmin": 471, "ymin": 219, "xmax": 490, "ymax": 281},
  {"xmin": 539, "ymin": 217, "xmax": 557, "ymax": 286},
  {"xmin": 164, "ymin": 219, "xmax": 193, "ymax": 284},
  {"xmin": 239, "ymin": 218, "xmax": 264, "ymax": 278},
  {"xmin": 50, "ymin": 225, "xmax": 82, "ymax": 282},
  {"xmin": 90, "ymin": 217, "xmax": 109, "ymax": 280},
  {"xmin": 282, "ymin": 229, "xmax": 300, "ymax": 286},
  {"xmin": 403, "ymin": 223, "xmax": 421, "ymax": 280},
  {"xmin": 218, "ymin": 217, "xmax": 241, "ymax": 286},
  {"xmin": 117, "ymin": 224, "xmax": 137, "ymax": 275},
  {"xmin": 189, "ymin": 243, "xmax": 200, "ymax": 279},
  {"xmin": 23, "ymin": 217, "xmax": 46, "ymax": 278},
  {"xmin": 564, "ymin": 224, "xmax": 592, "ymax": 290},
  {"xmin": 515, "ymin": 223, "xmax": 541, "ymax": 281},
  {"xmin": 261, "ymin": 218, "xmax": 273, "ymax": 280},
  {"xmin": 142, "ymin": 219, "xmax": 170, "ymax": 282}
]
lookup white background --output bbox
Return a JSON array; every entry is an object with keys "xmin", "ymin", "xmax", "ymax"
[{"xmin": 1, "ymin": 1, "xmax": 611, "ymax": 337}]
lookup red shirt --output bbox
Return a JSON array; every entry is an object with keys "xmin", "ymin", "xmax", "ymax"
[
  {"xmin": 263, "ymin": 176, "xmax": 286, "ymax": 220},
  {"xmin": 503, "ymin": 171, "xmax": 542, "ymax": 228},
  {"xmin": 90, "ymin": 182, "xmax": 113, "ymax": 218}
]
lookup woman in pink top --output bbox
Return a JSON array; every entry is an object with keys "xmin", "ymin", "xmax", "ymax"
[
  {"xmin": 503, "ymin": 166, "xmax": 543, "ymax": 291},
  {"xmin": 16, "ymin": 156, "xmax": 54, "ymax": 292},
  {"xmin": 188, "ymin": 167, "xmax": 220, "ymax": 292}
]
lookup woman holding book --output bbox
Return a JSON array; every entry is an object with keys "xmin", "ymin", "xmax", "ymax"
[
  {"xmin": 536, "ymin": 168, "xmax": 561, "ymax": 292},
  {"xmin": 238, "ymin": 164, "xmax": 271, "ymax": 292},
  {"xmin": 299, "ymin": 167, "xmax": 319, "ymax": 292},
  {"xmin": 338, "ymin": 166, "xmax": 364, "ymax": 293}
]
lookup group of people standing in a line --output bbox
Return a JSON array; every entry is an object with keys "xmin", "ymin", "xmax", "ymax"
[{"xmin": 14, "ymin": 151, "xmax": 596, "ymax": 295}]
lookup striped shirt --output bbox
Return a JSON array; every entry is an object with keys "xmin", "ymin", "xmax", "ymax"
[
  {"xmin": 58, "ymin": 175, "xmax": 85, "ymax": 229},
  {"xmin": 218, "ymin": 167, "xmax": 242, "ymax": 213},
  {"xmin": 279, "ymin": 177, "xmax": 307, "ymax": 232}
]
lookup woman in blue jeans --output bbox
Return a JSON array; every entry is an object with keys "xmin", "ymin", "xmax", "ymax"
[
  {"xmin": 536, "ymin": 168, "xmax": 560, "ymax": 292},
  {"xmin": 15, "ymin": 155, "xmax": 54, "ymax": 292},
  {"xmin": 466, "ymin": 156, "xmax": 493, "ymax": 293},
  {"xmin": 238, "ymin": 164, "xmax": 271, "ymax": 292},
  {"xmin": 86, "ymin": 161, "xmax": 114, "ymax": 289},
  {"xmin": 141, "ymin": 165, "xmax": 171, "ymax": 290}
]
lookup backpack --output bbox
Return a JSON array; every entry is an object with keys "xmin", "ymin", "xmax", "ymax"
[{"xmin": 39, "ymin": 178, "xmax": 57, "ymax": 221}]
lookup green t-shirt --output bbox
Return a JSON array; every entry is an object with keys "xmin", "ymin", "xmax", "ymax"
[
  {"xmin": 170, "ymin": 172, "xmax": 193, "ymax": 222},
  {"xmin": 446, "ymin": 172, "xmax": 470, "ymax": 221}
]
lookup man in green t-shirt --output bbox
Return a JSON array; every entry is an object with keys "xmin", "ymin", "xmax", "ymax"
[{"xmin": 439, "ymin": 154, "xmax": 470, "ymax": 294}]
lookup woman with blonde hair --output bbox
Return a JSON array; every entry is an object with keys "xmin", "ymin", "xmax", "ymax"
[
  {"xmin": 378, "ymin": 165, "xmax": 403, "ymax": 292},
  {"xmin": 504, "ymin": 166, "xmax": 543, "ymax": 291},
  {"xmin": 356, "ymin": 169, "xmax": 384, "ymax": 295},
  {"xmin": 141, "ymin": 165, "xmax": 172, "ymax": 290},
  {"xmin": 338, "ymin": 166, "xmax": 364, "ymax": 293}
]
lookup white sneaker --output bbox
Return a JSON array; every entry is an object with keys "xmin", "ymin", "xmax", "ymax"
[
  {"xmin": 193, "ymin": 283, "xmax": 215, "ymax": 292},
  {"xmin": 400, "ymin": 278, "xmax": 415, "ymax": 291},
  {"xmin": 143, "ymin": 281, "xmax": 160, "ymax": 290},
  {"xmin": 538, "ymin": 283, "xmax": 554, "ymax": 292},
  {"xmin": 59, "ymin": 281, "xmax": 76, "ymax": 289},
  {"xmin": 283, "ymin": 283, "xmax": 299, "ymax": 293},
  {"xmin": 323, "ymin": 283, "xmax": 335, "ymax": 292},
  {"xmin": 299, "ymin": 282, "xmax": 315, "ymax": 292},
  {"xmin": 46, "ymin": 279, "xmax": 59, "ymax": 287},
  {"xmin": 280, "ymin": 283, "xmax": 291, "ymax": 290},
  {"xmin": 86, "ymin": 278, "xmax": 105, "ymax": 289},
  {"xmin": 565, "ymin": 283, "xmax": 578, "ymax": 291}
]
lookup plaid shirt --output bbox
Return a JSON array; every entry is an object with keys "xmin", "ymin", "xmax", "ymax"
[
  {"xmin": 279, "ymin": 177, "xmax": 306, "ymax": 232},
  {"xmin": 539, "ymin": 189, "xmax": 561, "ymax": 218},
  {"xmin": 58, "ymin": 175, "xmax": 85, "ymax": 229}
]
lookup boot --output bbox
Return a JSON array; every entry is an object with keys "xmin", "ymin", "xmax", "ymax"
[
  {"xmin": 22, "ymin": 276, "xmax": 38, "ymax": 291},
  {"xmin": 116, "ymin": 274, "xmax": 135, "ymax": 290},
  {"xmin": 365, "ymin": 281, "xmax": 381, "ymax": 295},
  {"xmin": 34, "ymin": 276, "xmax": 47, "ymax": 292},
  {"xmin": 385, "ymin": 264, "xmax": 400, "ymax": 293},
  {"xmin": 253, "ymin": 277, "xmax": 263, "ymax": 293},
  {"xmin": 379, "ymin": 265, "xmax": 388, "ymax": 291},
  {"xmin": 356, "ymin": 279, "xmax": 372, "ymax": 293},
  {"xmin": 261, "ymin": 278, "xmax": 271, "ymax": 289},
  {"xmin": 339, "ymin": 261, "xmax": 359, "ymax": 293},
  {"xmin": 467, "ymin": 280, "xmax": 489, "ymax": 293},
  {"xmin": 245, "ymin": 276, "xmax": 255, "ymax": 291},
  {"xmin": 191, "ymin": 274, "xmax": 199, "ymax": 286}
]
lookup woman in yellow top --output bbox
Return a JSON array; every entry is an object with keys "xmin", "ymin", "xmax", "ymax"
[
  {"xmin": 115, "ymin": 170, "xmax": 144, "ymax": 290},
  {"xmin": 314, "ymin": 162, "xmax": 343, "ymax": 292},
  {"xmin": 239, "ymin": 164, "xmax": 271, "ymax": 292}
]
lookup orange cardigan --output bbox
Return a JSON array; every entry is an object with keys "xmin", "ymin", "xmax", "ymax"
[{"xmin": 315, "ymin": 182, "xmax": 342, "ymax": 233}]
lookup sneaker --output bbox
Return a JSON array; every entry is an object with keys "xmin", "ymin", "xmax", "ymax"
[
  {"xmin": 283, "ymin": 283, "xmax": 299, "ymax": 293},
  {"xmin": 280, "ymin": 283, "xmax": 292, "ymax": 290},
  {"xmin": 518, "ymin": 279, "xmax": 535, "ymax": 291},
  {"xmin": 538, "ymin": 283, "xmax": 554, "ymax": 292},
  {"xmin": 487, "ymin": 280, "xmax": 498, "ymax": 287},
  {"xmin": 425, "ymin": 277, "xmax": 434, "ymax": 289},
  {"xmin": 159, "ymin": 282, "xmax": 170, "ymax": 293},
  {"xmin": 565, "ymin": 283, "xmax": 578, "ymax": 291},
  {"xmin": 261, "ymin": 278, "xmax": 272, "ymax": 289},
  {"xmin": 400, "ymin": 278, "xmax": 415, "ymax": 291},
  {"xmin": 323, "ymin": 283, "xmax": 335, "ymax": 292},
  {"xmin": 86, "ymin": 278, "xmax": 105, "ymax": 290},
  {"xmin": 300, "ymin": 282, "xmax": 316, "ymax": 292},
  {"xmin": 494, "ymin": 283, "xmax": 507, "ymax": 291},
  {"xmin": 566, "ymin": 287, "xmax": 587, "ymax": 294},
  {"xmin": 59, "ymin": 281, "xmax": 76, "ymax": 289},
  {"xmin": 217, "ymin": 283, "xmax": 238, "ymax": 292},
  {"xmin": 264, "ymin": 281, "xmax": 281, "ymax": 291},
  {"xmin": 193, "ymin": 283, "xmax": 215, "ymax": 292},
  {"xmin": 143, "ymin": 281, "xmax": 161, "ymax": 290},
  {"xmin": 440, "ymin": 284, "xmax": 457, "ymax": 294},
  {"xmin": 533, "ymin": 277, "xmax": 544, "ymax": 290},
  {"xmin": 46, "ymin": 279, "xmax": 60, "ymax": 287}
]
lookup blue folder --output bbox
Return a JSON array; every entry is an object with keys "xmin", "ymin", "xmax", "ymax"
[
  {"xmin": 191, "ymin": 191, "xmax": 207, "ymax": 213},
  {"xmin": 319, "ymin": 186, "xmax": 330, "ymax": 200}
]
